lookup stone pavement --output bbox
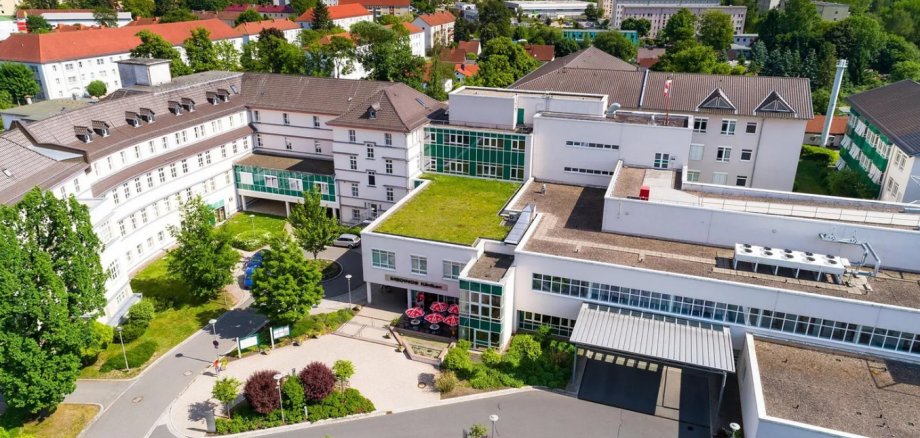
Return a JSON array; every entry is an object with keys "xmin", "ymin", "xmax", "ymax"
[
  {"xmin": 334, "ymin": 306, "xmax": 402, "ymax": 348},
  {"xmin": 170, "ymin": 332, "xmax": 440, "ymax": 437}
]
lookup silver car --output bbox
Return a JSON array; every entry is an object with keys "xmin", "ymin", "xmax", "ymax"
[{"xmin": 332, "ymin": 233, "xmax": 361, "ymax": 248}]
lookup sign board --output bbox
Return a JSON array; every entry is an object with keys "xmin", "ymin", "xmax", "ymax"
[
  {"xmin": 238, "ymin": 334, "xmax": 258, "ymax": 350},
  {"xmin": 386, "ymin": 274, "xmax": 447, "ymax": 291},
  {"xmin": 271, "ymin": 325, "xmax": 290, "ymax": 340}
]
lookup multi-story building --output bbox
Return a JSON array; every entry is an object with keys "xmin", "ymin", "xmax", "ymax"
[
  {"xmin": 225, "ymin": 4, "xmax": 296, "ymax": 19},
  {"xmin": 15, "ymin": 8, "xmax": 134, "ymax": 29},
  {"xmin": 235, "ymin": 19, "xmax": 302, "ymax": 44},
  {"xmin": 839, "ymin": 80, "xmax": 920, "ymax": 203},
  {"xmin": 295, "ymin": 3, "xmax": 373, "ymax": 29},
  {"xmin": 615, "ymin": 3, "xmax": 747, "ymax": 37},
  {"xmin": 412, "ymin": 11, "xmax": 455, "ymax": 53},
  {"xmin": 0, "ymin": 20, "xmax": 243, "ymax": 100},
  {"xmin": 504, "ymin": 1, "xmax": 593, "ymax": 18},
  {"xmin": 338, "ymin": 0, "xmax": 412, "ymax": 18},
  {"xmin": 512, "ymin": 47, "xmax": 812, "ymax": 191}
]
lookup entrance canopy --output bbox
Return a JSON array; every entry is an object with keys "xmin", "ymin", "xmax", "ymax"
[{"xmin": 570, "ymin": 303, "xmax": 735, "ymax": 373}]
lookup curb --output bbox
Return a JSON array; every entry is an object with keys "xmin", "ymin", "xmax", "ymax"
[{"xmin": 68, "ymin": 402, "xmax": 104, "ymax": 438}]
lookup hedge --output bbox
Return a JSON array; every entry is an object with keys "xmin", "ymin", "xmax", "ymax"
[
  {"xmin": 99, "ymin": 340, "xmax": 157, "ymax": 372},
  {"xmin": 215, "ymin": 388, "xmax": 374, "ymax": 435}
]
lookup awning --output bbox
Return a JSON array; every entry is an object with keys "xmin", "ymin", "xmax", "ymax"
[{"xmin": 570, "ymin": 303, "xmax": 735, "ymax": 373}]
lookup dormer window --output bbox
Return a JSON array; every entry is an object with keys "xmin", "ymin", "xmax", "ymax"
[
  {"xmin": 92, "ymin": 120, "xmax": 110, "ymax": 137},
  {"xmin": 755, "ymin": 90, "xmax": 795, "ymax": 114},
  {"xmin": 206, "ymin": 91, "xmax": 219, "ymax": 105},
  {"xmin": 168, "ymin": 101, "xmax": 182, "ymax": 115},
  {"xmin": 181, "ymin": 98, "xmax": 195, "ymax": 112},
  {"xmin": 217, "ymin": 89, "xmax": 230, "ymax": 102},
  {"xmin": 126, "ymin": 111, "xmax": 140, "ymax": 127},
  {"xmin": 367, "ymin": 102, "xmax": 381, "ymax": 119},
  {"xmin": 140, "ymin": 107, "xmax": 155, "ymax": 123},
  {"xmin": 74, "ymin": 126, "xmax": 93, "ymax": 143}
]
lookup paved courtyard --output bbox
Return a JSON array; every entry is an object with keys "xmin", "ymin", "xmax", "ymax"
[{"xmin": 170, "ymin": 333, "xmax": 441, "ymax": 436}]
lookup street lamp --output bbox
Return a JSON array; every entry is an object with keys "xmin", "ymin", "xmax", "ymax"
[
  {"xmin": 273, "ymin": 373, "xmax": 285, "ymax": 424},
  {"xmin": 489, "ymin": 414, "xmax": 499, "ymax": 438},
  {"xmin": 249, "ymin": 214, "xmax": 255, "ymax": 234},
  {"xmin": 209, "ymin": 318, "xmax": 219, "ymax": 377},
  {"xmin": 116, "ymin": 326, "xmax": 129, "ymax": 371},
  {"xmin": 345, "ymin": 274, "xmax": 353, "ymax": 306}
]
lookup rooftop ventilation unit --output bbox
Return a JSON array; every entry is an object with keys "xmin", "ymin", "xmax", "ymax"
[{"xmin": 733, "ymin": 243, "xmax": 850, "ymax": 283}]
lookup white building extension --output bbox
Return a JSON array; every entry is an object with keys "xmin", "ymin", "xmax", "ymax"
[
  {"xmin": 15, "ymin": 8, "xmax": 134, "ymax": 29},
  {"xmin": 295, "ymin": 3, "xmax": 373, "ymax": 30}
]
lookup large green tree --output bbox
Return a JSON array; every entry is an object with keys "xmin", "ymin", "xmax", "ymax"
[
  {"xmin": 699, "ymin": 10, "xmax": 733, "ymax": 52},
  {"xmin": 167, "ymin": 196, "xmax": 239, "ymax": 301},
  {"xmin": 311, "ymin": 2, "xmax": 332, "ymax": 31},
  {"xmin": 592, "ymin": 31, "xmax": 637, "ymax": 61},
  {"xmin": 472, "ymin": 37, "xmax": 539, "ymax": 87},
  {"xmin": 655, "ymin": 41, "xmax": 719, "ymax": 73},
  {"xmin": 94, "ymin": 6, "xmax": 117, "ymax": 27},
  {"xmin": 0, "ymin": 63, "xmax": 40, "ymax": 105},
  {"xmin": 214, "ymin": 40, "xmax": 242, "ymax": 71},
  {"xmin": 478, "ymin": 0, "xmax": 512, "ymax": 43},
  {"xmin": 131, "ymin": 30, "xmax": 192, "ymax": 76},
  {"xmin": 620, "ymin": 17, "xmax": 651, "ymax": 38},
  {"xmin": 891, "ymin": 60, "xmax": 920, "ymax": 80},
  {"xmin": 235, "ymin": 8, "xmax": 263, "ymax": 26},
  {"xmin": 0, "ymin": 189, "xmax": 107, "ymax": 414},
  {"xmin": 159, "ymin": 8, "xmax": 197, "ymax": 23},
  {"xmin": 288, "ymin": 190, "xmax": 339, "ymax": 259},
  {"xmin": 823, "ymin": 15, "xmax": 884, "ymax": 85},
  {"xmin": 123, "ymin": 0, "xmax": 155, "ymax": 18},
  {"xmin": 291, "ymin": 0, "xmax": 316, "ymax": 15},
  {"xmin": 250, "ymin": 236, "xmax": 324, "ymax": 324},
  {"xmin": 241, "ymin": 29, "xmax": 306, "ymax": 74},
  {"xmin": 660, "ymin": 8, "xmax": 697, "ymax": 45},
  {"xmin": 25, "ymin": 15, "xmax": 52, "ymax": 33},
  {"xmin": 183, "ymin": 27, "xmax": 218, "ymax": 73},
  {"xmin": 425, "ymin": 60, "xmax": 452, "ymax": 101}
]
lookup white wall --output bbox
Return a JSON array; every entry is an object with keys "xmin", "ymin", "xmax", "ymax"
[
  {"xmin": 751, "ymin": 118, "xmax": 807, "ymax": 191},
  {"xmin": 448, "ymin": 92, "xmax": 517, "ymax": 130}
]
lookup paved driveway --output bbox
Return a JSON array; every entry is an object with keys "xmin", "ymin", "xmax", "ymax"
[{"xmin": 313, "ymin": 246, "xmax": 363, "ymax": 299}]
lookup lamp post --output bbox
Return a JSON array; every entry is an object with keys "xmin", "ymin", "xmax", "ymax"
[
  {"xmin": 489, "ymin": 414, "xmax": 499, "ymax": 438},
  {"xmin": 273, "ymin": 373, "xmax": 285, "ymax": 424},
  {"xmin": 249, "ymin": 214, "xmax": 255, "ymax": 234},
  {"xmin": 116, "ymin": 326, "xmax": 130, "ymax": 371},
  {"xmin": 345, "ymin": 274, "xmax": 353, "ymax": 306},
  {"xmin": 209, "ymin": 318, "xmax": 220, "ymax": 376}
]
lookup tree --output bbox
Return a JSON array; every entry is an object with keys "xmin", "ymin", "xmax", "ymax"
[
  {"xmin": 469, "ymin": 424, "xmax": 488, "ymax": 438},
  {"xmin": 0, "ymin": 63, "xmax": 41, "ymax": 106},
  {"xmin": 185, "ymin": 0, "xmax": 232, "ymax": 10},
  {"xmin": 299, "ymin": 362, "xmax": 335, "ymax": 402},
  {"xmin": 358, "ymin": 33, "xmax": 426, "ymax": 88},
  {"xmin": 620, "ymin": 17, "xmax": 651, "ymax": 38},
  {"xmin": 311, "ymin": 2, "xmax": 332, "ymax": 31},
  {"xmin": 167, "ymin": 196, "xmax": 239, "ymax": 301},
  {"xmin": 555, "ymin": 38, "xmax": 580, "ymax": 57},
  {"xmin": 250, "ymin": 235, "xmax": 324, "ymax": 324},
  {"xmin": 332, "ymin": 360, "xmax": 355, "ymax": 390},
  {"xmin": 891, "ymin": 60, "xmax": 920, "ymax": 81},
  {"xmin": 823, "ymin": 15, "xmax": 884, "ymax": 85},
  {"xmin": 478, "ymin": 0, "xmax": 512, "ymax": 43},
  {"xmin": 123, "ymin": 0, "xmax": 155, "ymax": 18},
  {"xmin": 282, "ymin": 376, "xmax": 305, "ymax": 413},
  {"xmin": 154, "ymin": 0, "xmax": 181, "ymax": 16},
  {"xmin": 655, "ymin": 41, "xmax": 719, "ymax": 73},
  {"xmin": 183, "ymin": 27, "xmax": 218, "ymax": 73},
  {"xmin": 305, "ymin": 35, "xmax": 356, "ymax": 78},
  {"xmin": 425, "ymin": 60, "xmax": 452, "ymax": 101},
  {"xmin": 828, "ymin": 168, "xmax": 878, "ymax": 199},
  {"xmin": 473, "ymin": 37, "xmax": 539, "ymax": 87},
  {"xmin": 291, "ymin": 0, "xmax": 316, "ymax": 15},
  {"xmin": 377, "ymin": 14, "xmax": 404, "ymax": 26},
  {"xmin": 0, "ymin": 189, "xmax": 106, "ymax": 414},
  {"xmin": 288, "ymin": 190, "xmax": 339, "ymax": 259},
  {"xmin": 26, "ymin": 15, "xmax": 52, "ymax": 33},
  {"xmin": 244, "ymin": 370, "xmax": 282, "ymax": 414},
  {"xmin": 81, "ymin": 321, "xmax": 113, "ymax": 365},
  {"xmin": 214, "ymin": 40, "xmax": 241, "ymax": 71},
  {"xmin": 0, "ymin": 91, "xmax": 11, "ymax": 110},
  {"xmin": 593, "ymin": 31, "xmax": 637, "ymax": 61},
  {"xmin": 454, "ymin": 17, "xmax": 478, "ymax": 43},
  {"xmin": 212, "ymin": 377, "xmax": 242, "ymax": 418},
  {"xmin": 660, "ymin": 8, "xmax": 696, "ymax": 46},
  {"xmin": 699, "ymin": 10, "xmax": 733, "ymax": 52},
  {"xmin": 240, "ymin": 29, "xmax": 306, "ymax": 74},
  {"xmin": 94, "ymin": 6, "xmax": 117, "ymax": 27},
  {"xmin": 876, "ymin": 34, "xmax": 920, "ymax": 75},
  {"xmin": 235, "ymin": 8, "xmax": 263, "ymax": 26},
  {"xmin": 159, "ymin": 8, "xmax": 197, "ymax": 23},
  {"xmin": 748, "ymin": 40, "xmax": 768, "ymax": 74},
  {"xmin": 584, "ymin": 3, "xmax": 599, "ymax": 21},
  {"xmin": 131, "ymin": 30, "xmax": 192, "ymax": 76}
]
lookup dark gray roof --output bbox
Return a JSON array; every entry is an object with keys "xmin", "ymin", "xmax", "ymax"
[
  {"xmin": 0, "ymin": 98, "xmax": 94, "ymax": 120},
  {"xmin": 0, "ymin": 128, "xmax": 86, "ymax": 204},
  {"xmin": 514, "ymin": 46, "xmax": 638, "ymax": 87},
  {"xmin": 327, "ymin": 83, "xmax": 444, "ymax": 132},
  {"xmin": 847, "ymin": 80, "xmax": 920, "ymax": 156},
  {"xmin": 236, "ymin": 151, "xmax": 334, "ymax": 175}
]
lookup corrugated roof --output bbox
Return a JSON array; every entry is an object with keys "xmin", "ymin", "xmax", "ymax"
[
  {"xmin": 570, "ymin": 303, "xmax": 735, "ymax": 373},
  {"xmin": 0, "ymin": 129, "xmax": 86, "ymax": 205},
  {"xmin": 847, "ymin": 80, "xmax": 920, "ymax": 156},
  {"xmin": 225, "ymin": 4, "xmax": 295, "ymax": 13},
  {"xmin": 524, "ymin": 44, "xmax": 555, "ymax": 62},
  {"xmin": 16, "ymin": 8, "xmax": 94, "ymax": 18},
  {"xmin": 295, "ymin": 4, "xmax": 371, "ymax": 22},
  {"xmin": 513, "ymin": 46, "xmax": 638, "ymax": 87}
]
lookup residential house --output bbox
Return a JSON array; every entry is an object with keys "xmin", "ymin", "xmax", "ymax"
[
  {"xmin": 412, "ymin": 11, "xmax": 455, "ymax": 53},
  {"xmin": 813, "ymin": 1, "xmax": 849, "ymax": 21},
  {"xmin": 295, "ymin": 4, "xmax": 373, "ymax": 29},
  {"xmin": 603, "ymin": 0, "xmax": 745, "ymax": 38},
  {"xmin": 524, "ymin": 44, "xmax": 555, "ymax": 63},
  {"xmin": 235, "ymin": 19, "xmax": 301, "ymax": 44},
  {"xmin": 339, "ymin": 0, "xmax": 412, "ymax": 18},
  {"xmin": 803, "ymin": 115, "xmax": 845, "ymax": 148},
  {"xmin": 15, "ymin": 9, "xmax": 133, "ymax": 29},
  {"xmin": 225, "ymin": 4, "xmax": 296, "ymax": 19}
]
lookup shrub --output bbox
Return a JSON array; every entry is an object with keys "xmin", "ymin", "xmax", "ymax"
[
  {"xmin": 441, "ymin": 341, "xmax": 475, "ymax": 378},
  {"xmin": 81, "ymin": 321, "xmax": 114, "ymax": 365},
  {"xmin": 299, "ymin": 362, "xmax": 335, "ymax": 402},
  {"xmin": 118, "ymin": 320, "xmax": 147, "ymax": 342},
  {"xmin": 480, "ymin": 348, "xmax": 502, "ymax": 367},
  {"xmin": 503, "ymin": 335, "xmax": 541, "ymax": 368},
  {"xmin": 332, "ymin": 360, "xmax": 355, "ymax": 389},
  {"xmin": 244, "ymin": 370, "xmax": 282, "ymax": 414},
  {"xmin": 306, "ymin": 388, "xmax": 375, "ymax": 422},
  {"xmin": 231, "ymin": 230, "xmax": 271, "ymax": 251},
  {"xmin": 86, "ymin": 79, "xmax": 107, "ymax": 97},
  {"xmin": 128, "ymin": 299, "xmax": 156, "ymax": 324},
  {"xmin": 99, "ymin": 340, "xmax": 157, "ymax": 372},
  {"xmin": 212, "ymin": 377, "xmax": 242, "ymax": 418},
  {"xmin": 282, "ymin": 375, "xmax": 305, "ymax": 413},
  {"xmin": 434, "ymin": 370, "xmax": 458, "ymax": 393},
  {"xmin": 469, "ymin": 367, "xmax": 522, "ymax": 389},
  {"xmin": 469, "ymin": 423, "xmax": 488, "ymax": 438},
  {"xmin": 291, "ymin": 308, "xmax": 355, "ymax": 339}
]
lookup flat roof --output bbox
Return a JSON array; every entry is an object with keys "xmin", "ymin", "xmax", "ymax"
[
  {"xmin": 0, "ymin": 98, "xmax": 94, "ymax": 120},
  {"xmin": 755, "ymin": 337, "xmax": 920, "ymax": 437},
  {"xmin": 375, "ymin": 174, "xmax": 520, "ymax": 246},
  {"xmin": 467, "ymin": 252, "xmax": 514, "ymax": 282},
  {"xmin": 571, "ymin": 303, "xmax": 735, "ymax": 373},
  {"xmin": 236, "ymin": 152, "xmax": 335, "ymax": 175},
  {"xmin": 453, "ymin": 86, "xmax": 605, "ymax": 102},
  {"xmin": 513, "ymin": 181, "xmax": 920, "ymax": 310}
]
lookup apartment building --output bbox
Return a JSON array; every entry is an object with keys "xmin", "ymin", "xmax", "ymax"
[
  {"xmin": 235, "ymin": 19, "xmax": 302, "ymax": 44},
  {"xmin": 412, "ymin": 11, "xmax": 455, "ymax": 53},
  {"xmin": 15, "ymin": 8, "xmax": 134, "ymax": 29},
  {"xmin": 339, "ymin": 0, "xmax": 412, "ymax": 18},
  {"xmin": 295, "ymin": 3, "xmax": 373, "ymax": 29},
  {"xmin": 617, "ymin": 3, "xmax": 747, "ymax": 37},
  {"xmin": 839, "ymin": 80, "xmax": 920, "ymax": 203},
  {"xmin": 225, "ymin": 4, "xmax": 296, "ymax": 19}
]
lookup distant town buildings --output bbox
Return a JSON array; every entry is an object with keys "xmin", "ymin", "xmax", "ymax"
[
  {"xmin": 412, "ymin": 11, "xmax": 456, "ymax": 53},
  {"xmin": 605, "ymin": 0, "xmax": 746, "ymax": 37}
]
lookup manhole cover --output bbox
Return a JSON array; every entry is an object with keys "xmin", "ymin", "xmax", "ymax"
[
  {"xmin": 417, "ymin": 382, "xmax": 427, "ymax": 389},
  {"xmin": 132, "ymin": 396, "xmax": 143, "ymax": 404},
  {"xmin": 184, "ymin": 370, "xmax": 192, "ymax": 376}
]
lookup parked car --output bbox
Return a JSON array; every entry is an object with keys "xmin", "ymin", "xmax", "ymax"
[{"xmin": 332, "ymin": 233, "xmax": 361, "ymax": 248}]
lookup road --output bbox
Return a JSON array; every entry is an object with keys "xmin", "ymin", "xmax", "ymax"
[{"xmin": 230, "ymin": 389, "xmax": 696, "ymax": 438}]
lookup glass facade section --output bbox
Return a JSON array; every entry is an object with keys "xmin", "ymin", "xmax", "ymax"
[
  {"xmin": 518, "ymin": 311, "xmax": 575, "ymax": 337},
  {"xmin": 532, "ymin": 273, "xmax": 920, "ymax": 357},
  {"xmin": 424, "ymin": 126, "xmax": 527, "ymax": 182},
  {"xmin": 233, "ymin": 164, "xmax": 336, "ymax": 202},
  {"xmin": 459, "ymin": 278, "xmax": 504, "ymax": 349}
]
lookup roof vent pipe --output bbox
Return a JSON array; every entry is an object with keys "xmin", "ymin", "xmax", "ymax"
[{"xmin": 605, "ymin": 102, "xmax": 621, "ymax": 116}]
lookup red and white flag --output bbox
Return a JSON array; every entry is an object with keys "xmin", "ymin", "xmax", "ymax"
[{"xmin": 663, "ymin": 79, "xmax": 672, "ymax": 96}]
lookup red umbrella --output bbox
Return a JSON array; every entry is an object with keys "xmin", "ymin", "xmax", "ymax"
[
  {"xmin": 443, "ymin": 314, "xmax": 460, "ymax": 327},
  {"xmin": 447, "ymin": 304, "xmax": 460, "ymax": 314},
  {"xmin": 424, "ymin": 313, "xmax": 444, "ymax": 324},
  {"xmin": 430, "ymin": 301, "xmax": 448, "ymax": 313},
  {"xmin": 405, "ymin": 307, "xmax": 424, "ymax": 319}
]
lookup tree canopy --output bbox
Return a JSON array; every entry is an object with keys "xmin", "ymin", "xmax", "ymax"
[
  {"xmin": 472, "ymin": 37, "xmax": 539, "ymax": 88},
  {"xmin": 183, "ymin": 27, "xmax": 218, "ymax": 73},
  {"xmin": 478, "ymin": 0, "xmax": 512, "ymax": 44},
  {"xmin": 0, "ymin": 63, "xmax": 41, "ymax": 105},
  {"xmin": 311, "ymin": 2, "xmax": 333, "ymax": 31},
  {"xmin": 235, "ymin": 8, "xmax": 263, "ymax": 26},
  {"xmin": 250, "ymin": 235, "xmax": 324, "ymax": 324},
  {"xmin": 86, "ymin": 80, "xmax": 107, "ymax": 97},
  {"xmin": 660, "ymin": 8, "xmax": 697, "ymax": 46},
  {"xmin": 654, "ymin": 41, "xmax": 719, "ymax": 73},
  {"xmin": 288, "ymin": 190, "xmax": 339, "ymax": 259},
  {"xmin": 593, "ymin": 31, "xmax": 637, "ymax": 61},
  {"xmin": 131, "ymin": 30, "xmax": 192, "ymax": 76},
  {"xmin": 26, "ymin": 15, "xmax": 52, "ymax": 33},
  {"xmin": 620, "ymin": 18, "xmax": 651, "ymax": 38},
  {"xmin": 699, "ymin": 10, "xmax": 733, "ymax": 52},
  {"xmin": 241, "ymin": 28, "xmax": 306, "ymax": 74},
  {"xmin": 167, "ymin": 196, "xmax": 239, "ymax": 301}
]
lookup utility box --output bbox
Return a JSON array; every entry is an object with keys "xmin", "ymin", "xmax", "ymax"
[{"xmin": 639, "ymin": 185, "xmax": 650, "ymax": 201}]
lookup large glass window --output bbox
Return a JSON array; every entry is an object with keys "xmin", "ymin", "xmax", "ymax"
[
  {"xmin": 371, "ymin": 249, "xmax": 395, "ymax": 270},
  {"xmin": 443, "ymin": 260, "xmax": 464, "ymax": 280},
  {"xmin": 410, "ymin": 255, "xmax": 427, "ymax": 275}
]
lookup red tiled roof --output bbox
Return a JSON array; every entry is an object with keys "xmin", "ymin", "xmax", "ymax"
[
  {"xmin": 400, "ymin": 21, "xmax": 422, "ymax": 34},
  {"xmin": 0, "ymin": 19, "xmax": 240, "ymax": 64},
  {"xmin": 55, "ymin": 24, "xmax": 103, "ymax": 32},
  {"xmin": 15, "ymin": 9, "xmax": 93, "ymax": 19},
  {"xmin": 319, "ymin": 32, "xmax": 353, "ymax": 45},
  {"xmin": 226, "ymin": 4, "xmax": 295, "ymax": 13},
  {"xmin": 437, "ymin": 47, "xmax": 467, "ymax": 63},
  {"xmin": 805, "ymin": 115, "xmax": 847, "ymax": 135},
  {"xmin": 295, "ymin": 4, "xmax": 371, "ymax": 22},
  {"xmin": 454, "ymin": 63, "xmax": 478, "ymax": 77},
  {"xmin": 416, "ymin": 11, "xmax": 454, "ymax": 26},
  {"xmin": 126, "ymin": 17, "xmax": 160, "ymax": 26},
  {"xmin": 235, "ymin": 19, "xmax": 300, "ymax": 35},
  {"xmin": 524, "ymin": 44, "xmax": 554, "ymax": 62},
  {"xmin": 457, "ymin": 40, "xmax": 479, "ymax": 54},
  {"xmin": 193, "ymin": 10, "xmax": 241, "ymax": 21},
  {"xmin": 340, "ymin": 0, "xmax": 411, "ymax": 7}
]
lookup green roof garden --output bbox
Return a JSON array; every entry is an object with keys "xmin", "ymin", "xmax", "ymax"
[{"xmin": 375, "ymin": 174, "xmax": 521, "ymax": 245}]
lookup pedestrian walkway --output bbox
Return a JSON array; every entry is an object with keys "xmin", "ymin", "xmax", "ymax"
[
  {"xmin": 63, "ymin": 379, "xmax": 133, "ymax": 409},
  {"xmin": 335, "ymin": 313, "xmax": 398, "ymax": 348}
]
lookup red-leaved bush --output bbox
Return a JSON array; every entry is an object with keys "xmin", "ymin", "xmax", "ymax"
[
  {"xmin": 299, "ymin": 361, "xmax": 335, "ymax": 402},
  {"xmin": 244, "ymin": 369, "xmax": 281, "ymax": 414}
]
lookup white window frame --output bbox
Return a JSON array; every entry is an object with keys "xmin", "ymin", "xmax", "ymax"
[
  {"xmin": 264, "ymin": 175, "xmax": 278, "ymax": 188},
  {"xmin": 689, "ymin": 144, "xmax": 704, "ymax": 161},
  {"xmin": 313, "ymin": 181, "xmax": 329, "ymax": 194},
  {"xmin": 653, "ymin": 153, "xmax": 670, "ymax": 169},
  {"xmin": 289, "ymin": 178, "xmax": 303, "ymax": 192},
  {"xmin": 720, "ymin": 119, "xmax": 736, "ymax": 136},
  {"xmin": 693, "ymin": 118, "xmax": 708, "ymax": 133},
  {"xmin": 736, "ymin": 175, "xmax": 748, "ymax": 187},
  {"xmin": 740, "ymin": 149, "xmax": 753, "ymax": 161},
  {"xmin": 712, "ymin": 172, "xmax": 728, "ymax": 185},
  {"xmin": 716, "ymin": 146, "xmax": 732, "ymax": 162},
  {"xmin": 371, "ymin": 249, "xmax": 396, "ymax": 270},
  {"xmin": 686, "ymin": 170, "xmax": 701, "ymax": 182},
  {"xmin": 410, "ymin": 255, "xmax": 428, "ymax": 275}
]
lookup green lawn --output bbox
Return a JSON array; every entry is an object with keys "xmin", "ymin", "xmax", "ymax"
[
  {"xmin": 221, "ymin": 212, "xmax": 288, "ymax": 250},
  {"xmin": 1, "ymin": 404, "xmax": 99, "ymax": 438},
  {"xmin": 375, "ymin": 174, "xmax": 521, "ymax": 245},
  {"xmin": 80, "ymin": 256, "xmax": 230, "ymax": 379},
  {"xmin": 793, "ymin": 145, "xmax": 839, "ymax": 196}
]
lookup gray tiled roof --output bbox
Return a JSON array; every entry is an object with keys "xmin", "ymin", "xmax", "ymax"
[
  {"xmin": 847, "ymin": 80, "xmax": 920, "ymax": 156},
  {"xmin": 327, "ymin": 83, "xmax": 444, "ymax": 132},
  {"xmin": 514, "ymin": 46, "xmax": 638, "ymax": 87},
  {"xmin": 0, "ymin": 129, "xmax": 86, "ymax": 204}
]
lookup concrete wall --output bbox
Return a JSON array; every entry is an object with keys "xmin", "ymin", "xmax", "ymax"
[
  {"xmin": 516, "ymin": 93, "xmax": 607, "ymax": 124},
  {"xmin": 751, "ymin": 118, "xmax": 807, "ymax": 191},
  {"xmin": 448, "ymin": 92, "xmax": 517, "ymax": 130}
]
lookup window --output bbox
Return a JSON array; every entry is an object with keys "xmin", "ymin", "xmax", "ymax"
[
  {"xmin": 253, "ymin": 110, "xmax": 260, "ymax": 122},
  {"xmin": 133, "ymin": 145, "xmax": 141, "ymax": 159},
  {"xmin": 221, "ymin": 145, "xmax": 227, "ymax": 158},
  {"xmin": 410, "ymin": 255, "xmax": 428, "ymax": 275},
  {"xmin": 366, "ymin": 143, "xmax": 375, "ymax": 159},
  {"xmin": 265, "ymin": 175, "xmax": 278, "ymax": 188},
  {"xmin": 256, "ymin": 134, "xmax": 263, "ymax": 147},
  {"xmin": 120, "ymin": 151, "xmax": 127, "ymax": 164},
  {"xmin": 161, "ymin": 137, "xmax": 168, "ymax": 150},
  {"xmin": 348, "ymin": 130, "xmax": 356, "ymax": 143},
  {"xmin": 313, "ymin": 181, "xmax": 329, "ymax": 194},
  {"xmin": 385, "ymin": 133, "xmax": 392, "ymax": 146},
  {"xmin": 289, "ymin": 178, "xmax": 303, "ymax": 192},
  {"xmin": 653, "ymin": 153, "xmax": 670, "ymax": 169},
  {"xmin": 349, "ymin": 155, "xmax": 357, "ymax": 170},
  {"xmin": 386, "ymin": 187, "xmax": 394, "ymax": 202},
  {"xmin": 689, "ymin": 144, "xmax": 704, "ymax": 161},
  {"xmin": 197, "ymin": 153, "xmax": 205, "ymax": 167},
  {"xmin": 480, "ymin": 137, "xmax": 499, "ymax": 148},
  {"xmin": 716, "ymin": 147, "xmax": 731, "ymax": 162},
  {"xmin": 476, "ymin": 164, "xmax": 500, "ymax": 177},
  {"xmin": 447, "ymin": 133, "xmax": 468, "ymax": 146},
  {"xmin": 720, "ymin": 119, "xmax": 736, "ymax": 135},
  {"xmin": 351, "ymin": 183, "xmax": 359, "ymax": 197},
  {"xmin": 693, "ymin": 118, "xmax": 708, "ymax": 133},
  {"xmin": 565, "ymin": 140, "xmax": 618, "ymax": 149},
  {"xmin": 73, "ymin": 178, "xmax": 81, "ymax": 193},
  {"xmin": 313, "ymin": 116, "xmax": 320, "ymax": 128},
  {"xmin": 736, "ymin": 175, "xmax": 748, "ymax": 187},
  {"xmin": 563, "ymin": 167, "xmax": 613, "ymax": 176},
  {"xmin": 239, "ymin": 172, "xmax": 253, "ymax": 185},
  {"xmin": 371, "ymin": 249, "xmax": 396, "ymax": 270},
  {"xmin": 510, "ymin": 139, "xmax": 525, "ymax": 151},
  {"xmin": 283, "ymin": 113, "xmax": 290, "ymax": 125},
  {"xmin": 121, "ymin": 184, "xmax": 131, "ymax": 200},
  {"xmin": 146, "ymin": 172, "xmax": 154, "ymax": 188},
  {"xmin": 745, "ymin": 122, "xmax": 757, "ymax": 134},
  {"xmin": 170, "ymin": 163, "xmax": 178, "ymax": 178},
  {"xmin": 385, "ymin": 159, "xmax": 394, "ymax": 174},
  {"xmin": 367, "ymin": 171, "xmax": 376, "ymax": 187},
  {"xmin": 352, "ymin": 209, "xmax": 362, "ymax": 221},
  {"xmin": 895, "ymin": 151, "xmax": 907, "ymax": 170},
  {"xmin": 686, "ymin": 170, "xmax": 701, "ymax": 182},
  {"xmin": 443, "ymin": 261, "xmax": 463, "ymax": 280},
  {"xmin": 510, "ymin": 167, "xmax": 524, "ymax": 180},
  {"xmin": 285, "ymin": 137, "xmax": 293, "ymax": 150},
  {"xmin": 314, "ymin": 140, "xmax": 322, "ymax": 153},
  {"xmin": 446, "ymin": 160, "xmax": 468, "ymax": 175},
  {"xmin": 712, "ymin": 172, "xmax": 728, "ymax": 185}
]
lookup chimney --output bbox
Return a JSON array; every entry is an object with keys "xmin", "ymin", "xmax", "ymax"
[
  {"xmin": 115, "ymin": 58, "xmax": 172, "ymax": 88},
  {"xmin": 821, "ymin": 59, "xmax": 847, "ymax": 147}
]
